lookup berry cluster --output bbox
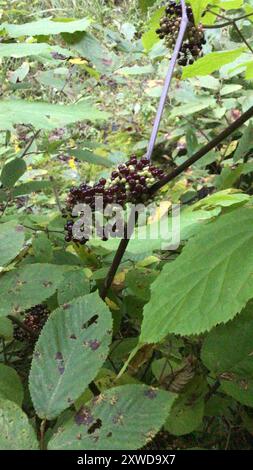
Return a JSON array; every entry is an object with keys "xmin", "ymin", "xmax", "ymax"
[
  {"xmin": 14, "ymin": 304, "xmax": 50, "ymax": 342},
  {"xmin": 64, "ymin": 155, "xmax": 166, "ymax": 244},
  {"xmin": 156, "ymin": 1, "xmax": 206, "ymax": 66}
]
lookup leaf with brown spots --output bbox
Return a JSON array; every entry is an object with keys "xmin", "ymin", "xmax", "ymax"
[
  {"xmin": 29, "ymin": 292, "xmax": 112, "ymax": 420},
  {"xmin": 48, "ymin": 385, "xmax": 176, "ymax": 450}
]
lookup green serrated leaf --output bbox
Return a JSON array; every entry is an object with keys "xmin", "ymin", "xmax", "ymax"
[
  {"xmin": 48, "ymin": 384, "xmax": 176, "ymax": 450},
  {"xmin": 0, "ymin": 264, "xmax": 66, "ymax": 317},
  {"xmin": 0, "ymin": 157, "xmax": 26, "ymax": 187},
  {"xmin": 29, "ymin": 292, "xmax": 112, "ymax": 420},
  {"xmin": 0, "ymin": 221, "xmax": 25, "ymax": 267},
  {"xmin": 0, "ymin": 364, "xmax": 24, "ymax": 406},
  {"xmin": 0, "ymin": 398, "xmax": 38, "ymax": 450},
  {"xmin": 141, "ymin": 207, "xmax": 253, "ymax": 341}
]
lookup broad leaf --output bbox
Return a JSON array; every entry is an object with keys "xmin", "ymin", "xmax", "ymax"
[
  {"xmin": 202, "ymin": 302, "xmax": 253, "ymax": 406},
  {"xmin": 29, "ymin": 292, "xmax": 112, "ymax": 420},
  {"xmin": 0, "ymin": 221, "xmax": 25, "ymax": 267},
  {"xmin": 0, "ymin": 399, "xmax": 38, "ymax": 450},
  {"xmin": 57, "ymin": 269, "xmax": 90, "ymax": 305},
  {"xmin": 0, "ymin": 18, "xmax": 91, "ymax": 38},
  {"xmin": 141, "ymin": 207, "xmax": 253, "ymax": 341},
  {"xmin": 165, "ymin": 396, "xmax": 204, "ymax": 436},
  {"xmin": 48, "ymin": 384, "xmax": 176, "ymax": 450},
  {"xmin": 183, "ymin": 48, "xmax": 245, "ymax": 78},
  {"xmin": 0, "ymin": 43, "xmax": 72, "ymax": 59},
  {"xmin": 0, "ymin": 264, "xmax": 66, "ymax": 317},
  {"xmin": 12, "ymin": 180, "xmax": 52, "ymax": 197},
  {"xmin": 0, "ymin": 364, "xmax": 24, "ymax": 406},
  {"xmin": 0, "ymin": 157, "xmax": 26, "ymax": 187},
  {"xmin": 0, "ymin": 100, "xmax": 109, "ymax": 131}
]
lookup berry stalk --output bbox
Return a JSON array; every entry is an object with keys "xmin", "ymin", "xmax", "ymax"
[{"xmin": 146, "ymin": 0, "xmax": 189, "ymax": 161}]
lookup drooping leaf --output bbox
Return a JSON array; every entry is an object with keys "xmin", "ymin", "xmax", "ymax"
[
  {"xmin": 202, "ymin": 302, "xmax": 253, "ymax": 406},
  {"xmin": 12, "ymin": 180, "xmax": 52, "ymax": 197},
  {"xmin": 141, "ymin": 207, "xmax": 253, "ymax": 342},
  {"xmin": 0, "ymin": 398, "xmax": 38, "ymax": 450},
  {"xmin": 0, "ymin": 221, "xmax": 25, "ymax": 267},
  {"xmin": 183, "ymin": 48, "xmax": 245, "ymax": 79},
  {"xmin": 0, "ymin": 364, "xmax": 24, "ymax": 406},
  {"xmin": 0, "ymin": 157, "xmax": 26, "ymax": 187},
  {"xmin": 72, "ymin": 32, "xmax": 120, "ymax": 74},
  {"xmin": 29, "ymin": 292, "xmax": 112, "ymax": 420},
  {"xmin": 0, "ymin": 264, "xmax": 66, "ymax": 317},
  {"xmin": 0, "ymin": 100, "xmax": 109, "ymax": 131},
  {"xmin": 48, "ymin": 384, "xmax": 176, "ymax": 450},
  {"xmin": 57, "ymin": 269, "xmax": 90, "ymax": 305},
  {"xmin": 70, "ymin": 149, "xmax": 114, "ymax": 167},
  {"xmin": 0, "ymin": 18, "xmax": 91, "ymax": 38}
]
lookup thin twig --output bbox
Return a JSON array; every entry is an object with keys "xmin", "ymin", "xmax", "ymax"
[
  {"xmin": 7, "ymin": 315, "xmax": 37, "ymax": 339},
  {"xmin": 40, "ymin": 420, "xmax": 47, "ymax": 451},
  {"xmin": 20, "ymin": 129, "xmax": 41, "ymax": 159},
  {"xmin": 49, "ymin": 176, "xmax": 63, "ymax": 213},
  {"xmin": 205, "ymin": 9, "xmax": 253, "ymax": 54},
  {"xmin": 205, "ymin": 379, "xmax": 220, "ymax": 403},
  {"xmin": 203, "ymin": 11, "xmax": 253, "ymax": 29}
]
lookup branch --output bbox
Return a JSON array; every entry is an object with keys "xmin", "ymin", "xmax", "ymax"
[
  {"xmin": 101, "ymin": 105, "xmax": 253, "ymax": 299},
  {"xmin": 204, "ymin": 9, "xmax": 253, "ymax": 54},
  {"xmin": 203, "ymin": 11, "xmax": 253, "ymax": 29},
  {"xmin": 8, "ymin": 315, "xmax": 37, "ymax": 339},
  {"xmin": 150, "ymin": 104, "xmax": 253, "ymax": 194},
  {"xmin": 20, "ymin": 129, "xmax": 41, "ymax": 158},
  {"xmin": 146, "ymin": 0, "xmax": 189, "ymax": 161}
]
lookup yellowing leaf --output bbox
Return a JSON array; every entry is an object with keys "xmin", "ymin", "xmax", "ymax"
[
  {"xmin": 105, "ymin": 297, "xmax": 120, "ymax": 311},
  {"xmin": 69, "ymin": 58, "xmax": 88, "ymax": 65}
]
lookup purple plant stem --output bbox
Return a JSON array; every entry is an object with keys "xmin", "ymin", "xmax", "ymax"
[{"xmin": 146, "ymin": 0, "xmax": 189, "ymax": 161}]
